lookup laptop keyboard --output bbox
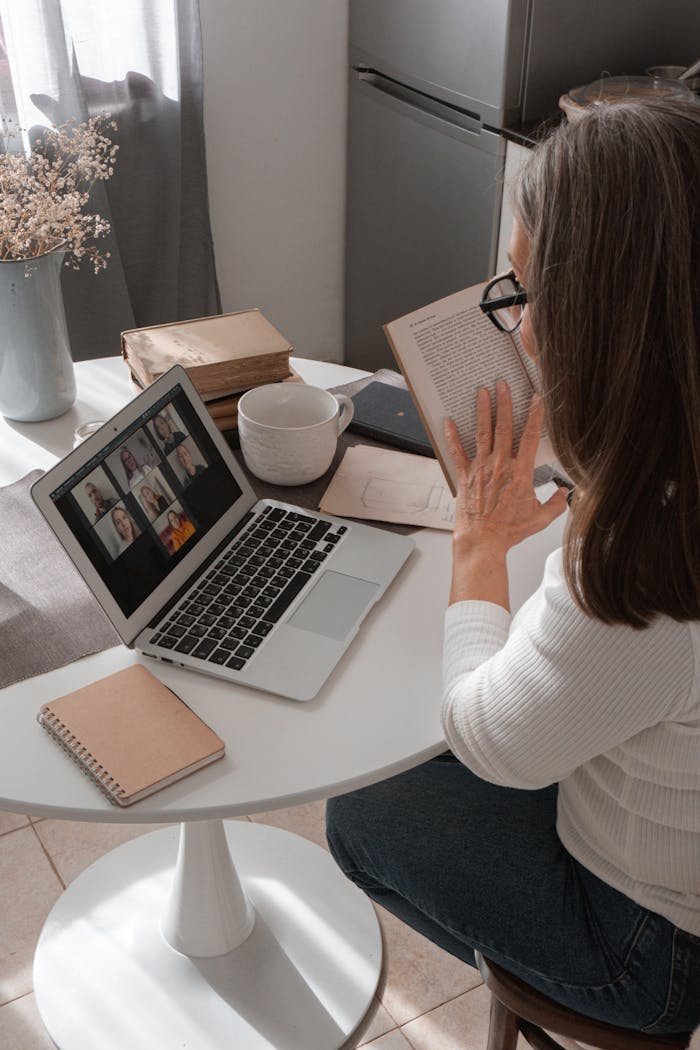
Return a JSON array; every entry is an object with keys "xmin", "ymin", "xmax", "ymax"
[{"xmin": 150, "ymin": 507, "xmax": 348, "ymax": 671}]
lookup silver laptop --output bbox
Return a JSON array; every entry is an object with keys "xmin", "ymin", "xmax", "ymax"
[{"xmin": 32, "ymin": 365, "xmax": 414, "ymax": 701}]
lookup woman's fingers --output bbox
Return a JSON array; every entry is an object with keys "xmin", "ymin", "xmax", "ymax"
[
  {"xmin": 474, "ymin": 387, "xmax": 492, "ymax": 460},
  {"xmin": 443, "ymin": 418, "xmax": 471, "ymax": 476},
  {"xmin": 537, "ymin": 486, "xmax": 570, "ymax": 528},
  {"xmin": 515, "ymin": 393, "xmax": 544, "ymax": 470},
  {"xmin": 492, "ymin": 380, "xmax": 513, "ymax": 458},
  {"xmin": 447, "ymin": 384, "xmax": 542, "ymax": 481}
]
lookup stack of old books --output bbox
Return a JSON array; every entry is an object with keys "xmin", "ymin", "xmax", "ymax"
[{"xmin": 121, "ymin": 308, "xmax": 297, "ymax": 432}]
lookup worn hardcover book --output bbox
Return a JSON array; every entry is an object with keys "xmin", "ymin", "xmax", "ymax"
[
  {"xmin": 200, "ymin": 362, "xmax": 305, "ymax": 404},
  {"xmin": 212, "ymin": 414, "xmax": 238, "ymax": 433},
  {"xmin": 122, "ymin": 309, "xmax": 293, "ymax": 398},
  {"xmin": 349, "ymin": 381, "xmax": 434, "ymax": 457},
  {"xmin": 383, "ymin": 283, "xmax": 553, "ymax": 495},
  {"xmin": 37, "ymin": 664, "xmax": 225, "ymax": 806},
  {"xmin": 204, "ymin": 365, "xmax": 304, "ymax": 432},
  {"xmin": 208, "ymin": 395, "xmax": 240, "ymax": 433}
]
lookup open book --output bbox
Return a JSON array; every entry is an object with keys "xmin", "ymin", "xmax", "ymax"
[{"xmin": 383, "ymin": 283, "xmax": 554, "ymax": 496}]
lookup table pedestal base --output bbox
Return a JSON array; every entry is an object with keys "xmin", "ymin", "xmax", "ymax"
[{"xmin": 33, "ymin": 821, "xmax": 382, "ymax": 1050}]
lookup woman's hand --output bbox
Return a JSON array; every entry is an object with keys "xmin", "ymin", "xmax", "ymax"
[{"xmin": 444, "ymin": 381, "xmax": 568, "ymax": 608}]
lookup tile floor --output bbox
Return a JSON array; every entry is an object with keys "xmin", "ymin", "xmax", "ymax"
[{"xmin": 0, "ymin": 800, "xmax": 503, "ymax": 1050}]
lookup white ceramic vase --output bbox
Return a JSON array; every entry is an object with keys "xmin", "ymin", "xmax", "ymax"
[{"xmin": 0, "ymin": 248, "xmax": 76, "ymax": 421}]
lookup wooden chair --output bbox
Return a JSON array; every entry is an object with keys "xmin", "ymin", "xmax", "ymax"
[{"xmin": 475, "ymin": 951, "xmax": 692, "ymax": 1050}]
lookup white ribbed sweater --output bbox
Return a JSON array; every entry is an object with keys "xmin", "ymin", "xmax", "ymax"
[{"xmin": 442, "ymin": 549, "xmax": 700, "ymax": 935}]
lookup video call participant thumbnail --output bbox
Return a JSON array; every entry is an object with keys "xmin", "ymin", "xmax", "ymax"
[
  {"xmin": 175, "ymin": 441, "xmax": 206, "ymax": 482},
  {"xmin": 110, "ymin": 505, "xmax": 142, "ymax": 557},
  {"xmin": 153, "ymin": 410, "xmax": 186, "ymax": 455},
  {"xmin": 84, "ymin": 481, "xmax": 117, "ymax": 522},
  {"xmin": 163, "ymin": 508, "xmax": 196, "ymax": 554}
]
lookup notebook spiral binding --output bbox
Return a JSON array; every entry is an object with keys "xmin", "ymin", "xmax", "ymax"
[{"xmin": 38, "ymin": 708, "xmax": 126, "ymax": 805}]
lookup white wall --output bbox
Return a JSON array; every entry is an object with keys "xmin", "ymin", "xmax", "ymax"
[{"xmin": 200, "ymin": 0, "xmax": 349, "ymax": 363}]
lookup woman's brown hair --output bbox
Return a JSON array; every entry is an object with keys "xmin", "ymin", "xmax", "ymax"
[{"xmin": 515, "ymin": 97, "xmax": 700, "ymax": 627}]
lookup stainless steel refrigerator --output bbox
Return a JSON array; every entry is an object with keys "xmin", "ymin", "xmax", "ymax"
[{"xmin": 345, "ymin": 0, "xmax": 700, "ymax": 370}]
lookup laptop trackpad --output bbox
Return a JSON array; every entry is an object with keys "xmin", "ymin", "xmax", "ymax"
[{"xmin": 288, "ymin": 571, "xmax": 379, "ymax": 640}]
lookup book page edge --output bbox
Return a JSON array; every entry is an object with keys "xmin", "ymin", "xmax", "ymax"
[{"xmin": 383, "ymin": 324, "xmax": 457, "ymax": 497}]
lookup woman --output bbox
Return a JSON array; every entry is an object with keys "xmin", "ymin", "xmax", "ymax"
[
  {"xmin": 154, "ymin": 412, "xmax": 186, "ymax": 455},
  {"xmin": 119, "ymin": 446, "xmax": 148, "ymax": 488},
  {"xmin": 175, "ymin": 442, "xmax": 205, "ymax": 481},
  {"xmin": 166, "ymin": 509, "xmax": 195, "ymax": 552},
  {"xmin": 326, "ymin": 98, "xmax": 700, "ymax": 1034},
  {"xmin": 138, "ymin": 483, "xmax": 168, "ymax": 522},
  {"xmin": 110, "ymin": 505, "xmax": 141, "ymax": 554}
]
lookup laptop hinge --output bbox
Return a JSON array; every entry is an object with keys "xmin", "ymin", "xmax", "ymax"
[{"xmin": 146, "ymin": 509, "xmax": 256, "ymax": 630}]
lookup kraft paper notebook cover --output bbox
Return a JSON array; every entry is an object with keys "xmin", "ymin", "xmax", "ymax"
[{"xmin": 37, "ymin": 664, "xmax": 225, "ymax": 806}]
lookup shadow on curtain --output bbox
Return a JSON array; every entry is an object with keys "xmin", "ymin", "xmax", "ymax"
[{"xmin": 2, "ymin": 0, "xmax": 220, "ymax": 361}]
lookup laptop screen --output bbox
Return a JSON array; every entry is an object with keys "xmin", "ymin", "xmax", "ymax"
[{"xmin": 49, "ymin": 383, "xmax": 243, "ymax": 618}]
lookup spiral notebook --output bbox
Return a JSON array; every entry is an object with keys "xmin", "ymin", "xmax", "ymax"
[{"xmin": 37, "ymin": 664, "xmax": 225, "ymax": 806}]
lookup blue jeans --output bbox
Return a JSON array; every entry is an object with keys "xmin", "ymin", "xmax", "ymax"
[{"xmin": 325, "ymin": 754, "xmax": 700, "ymax": 1034}]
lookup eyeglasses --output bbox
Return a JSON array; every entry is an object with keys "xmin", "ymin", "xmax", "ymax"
[{"xmin": 479, "ymin": 270, "xmax": 528, "ymax": 333}]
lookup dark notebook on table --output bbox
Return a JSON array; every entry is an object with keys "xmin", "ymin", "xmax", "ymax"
[{"xmin": 349, "ymin": 382, "xmax": 435, "ymax": 458}]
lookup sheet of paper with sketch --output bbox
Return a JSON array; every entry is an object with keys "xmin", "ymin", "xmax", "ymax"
[{"xmin": 320, "ymin": 445, "xmax": 455, "ymax": 531}]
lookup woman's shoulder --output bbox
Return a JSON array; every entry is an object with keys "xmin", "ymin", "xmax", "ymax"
[
  {"xmin": 518, "ymin": 549, "xmax": 699, "ymax": 719},
  {"xmin": 535, "ymin": 547, "xmax": 693, "ymax": 629}
]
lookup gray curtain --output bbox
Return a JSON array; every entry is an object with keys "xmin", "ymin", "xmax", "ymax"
[{"xmin": 18, "ymin": 0, "xmax": 220, "ymax": 361}]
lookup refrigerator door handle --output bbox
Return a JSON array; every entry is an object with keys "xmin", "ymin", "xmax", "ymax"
[{"xmin": 355, "ymin": 69, "xmax": 485, "ymax": 137}]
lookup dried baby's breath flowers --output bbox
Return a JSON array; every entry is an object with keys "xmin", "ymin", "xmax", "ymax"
[{"xmin": 0, "ymin": 115, "xmax": 118, "ymax": 274}]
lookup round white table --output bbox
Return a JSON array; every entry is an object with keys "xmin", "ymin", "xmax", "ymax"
[{"xmin": 0, "ymin": 357, "xmax": 565, "ymax": 1050}]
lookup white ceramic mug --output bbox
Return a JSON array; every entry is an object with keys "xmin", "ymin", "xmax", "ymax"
[{"xmin": 237, "ymin": 383, "xmax": 354, "ymax": 485}]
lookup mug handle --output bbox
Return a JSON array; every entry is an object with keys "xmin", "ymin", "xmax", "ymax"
[{"xmin": 335, "ymin": 393, "xmax": 355, "ymax": 435}]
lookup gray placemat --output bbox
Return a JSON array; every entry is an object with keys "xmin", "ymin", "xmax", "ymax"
[
  {"xmin": 228, "ymin": 367, "xmax": 560, "ymax": 513},
  {"xmin": 335, "ymin": 368, "xmax": 561, "ymax": 490},
  {"xmin": 0, "ymin": 471, "xmax": 120, "ymax": 689}
]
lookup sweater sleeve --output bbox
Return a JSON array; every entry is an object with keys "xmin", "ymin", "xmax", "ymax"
[{"xmin": 441, "ymin": 551, "xmax": 695, "ymax": 789}]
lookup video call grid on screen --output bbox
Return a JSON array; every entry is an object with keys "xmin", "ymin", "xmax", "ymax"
[{"xmin": 50, "ymin": 384, "xmax": 243, "ymax": 618}]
